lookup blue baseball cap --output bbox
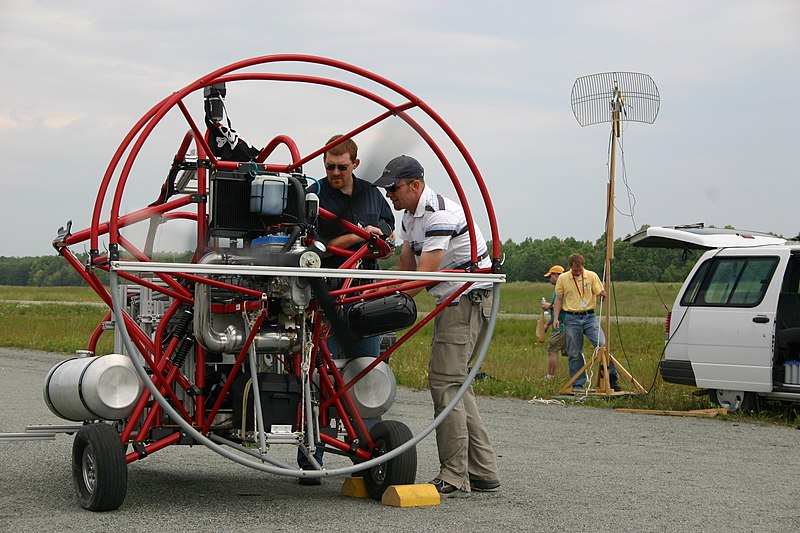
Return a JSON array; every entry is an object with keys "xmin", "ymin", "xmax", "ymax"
[{"xmin": 374, "ymin": 155, "xmax": 424, "ymax": 188}]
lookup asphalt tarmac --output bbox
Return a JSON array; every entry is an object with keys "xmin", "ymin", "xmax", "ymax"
[{"xmin": 0, "ymin": 348, "xmax": 798, "ymax": 532}]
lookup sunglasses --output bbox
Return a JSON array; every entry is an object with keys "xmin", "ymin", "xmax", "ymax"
[
  {"xmin": 385, "ymin": 180, "xmax": 414, "ymax": 193},
  {"xmin": 325, "ymin": 163, "xmax": 350, "ymax": 172}
]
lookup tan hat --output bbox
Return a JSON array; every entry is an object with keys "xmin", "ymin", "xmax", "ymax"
[{"xmin": 543, "ymin": 265, "xmax": 565, "ymax": 278}]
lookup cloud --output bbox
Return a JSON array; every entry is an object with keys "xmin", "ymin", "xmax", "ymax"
[
  {"xmin": 0, "ymin": 111, "xmax": 84, "ymax": 131},
  {"xmin": 1, "ymin": 0, "xmax": 798, "ymax": 256}
]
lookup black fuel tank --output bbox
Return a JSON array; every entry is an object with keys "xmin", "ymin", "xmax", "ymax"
[{"xmin": 346, "ymin": 292, "xmax": 417, "ymax": 338}]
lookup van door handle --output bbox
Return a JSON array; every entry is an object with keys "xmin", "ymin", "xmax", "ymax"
[{"xmin": 752, "ymin": 316, "xmax": 770, "ymax": 323}]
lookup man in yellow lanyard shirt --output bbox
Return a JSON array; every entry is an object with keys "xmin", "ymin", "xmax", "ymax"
[{"xmin": 552, "ymin": 253, "xmax": 620, "ymax": 392}]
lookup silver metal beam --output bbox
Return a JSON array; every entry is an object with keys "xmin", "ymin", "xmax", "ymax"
[
  {"xmin": 0, "ymin": 425, "xmax": 85, "ymax": 441},
  {"xmin": 0, "ymin": 433, "xmax": 56, "ymax": 441},
  {"xmin": 110, "ymin": 261, "xmax": 506, "ymax": 283},
  {"xmin": 25, "ymin": 424, "xmax": 85, "ymax": 433}
]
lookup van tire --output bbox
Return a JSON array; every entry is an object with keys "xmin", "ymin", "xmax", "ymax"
[{"xmin": 710, "ymin": 389, "xmax": 757, "ymax": 413}]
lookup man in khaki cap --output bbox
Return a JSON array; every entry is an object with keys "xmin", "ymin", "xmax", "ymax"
[{"xmin": 541, "ymin": 265, "xmax": 567, "ymax": 379}]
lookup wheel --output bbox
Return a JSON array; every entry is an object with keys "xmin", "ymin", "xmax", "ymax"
[
  {"xmin": 71, "ymin": 423, "xmax": 128, "ymax": 511},
  {"xmin": 363, "ymin": 420, "xmax": 417, "ymax": 500},
  {"xmin": 710, "ymin": 389, "xmax": 758, "ymax": 413}
]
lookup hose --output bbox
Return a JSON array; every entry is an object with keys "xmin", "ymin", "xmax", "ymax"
[{"xmin": 111, "ymin": 271, "xmax": 501, "ymax": 479}]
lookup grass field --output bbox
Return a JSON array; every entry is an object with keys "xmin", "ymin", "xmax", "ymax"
[
  {"xmin": 0, "ymin": 285, "xmax": 105, "ymax": 303},
  {"xmin": 494, "ymin": 280, "xmax": 682, "ymax": 317},
  {"xmin": 0, "ymin": 302, "xmax": 113, "ymax": 354},
  {"xmin": 0, "ymin": 282, "xmax": 679, "ymax": 315},
  {"xmin": 1, "ymin": 284, "xmax": 798, "ymax": 426},
  {"xmin": 379, "ymin": 280, "xmax": 681, "ymax": 319}
]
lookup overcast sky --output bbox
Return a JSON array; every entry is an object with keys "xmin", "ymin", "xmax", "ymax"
[{"xmin": 1, "ymin": 0, "xmax": 798, "ymax": 257}]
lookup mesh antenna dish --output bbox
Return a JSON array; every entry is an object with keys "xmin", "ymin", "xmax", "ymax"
[{"xmin": 571, "ymin": 72, "xmax": 659, "ymax": 127}]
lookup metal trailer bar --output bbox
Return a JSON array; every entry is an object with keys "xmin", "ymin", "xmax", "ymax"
[
  {"xmin": 0, "ymin": 424, "xmax": 86, "ymax": 442},
  {"xmin": 0, "ymin": 433, "xmax": 56, "ymax": 442}
]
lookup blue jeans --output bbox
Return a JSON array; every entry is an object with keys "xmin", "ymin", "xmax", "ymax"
[
  {"xmin": 298, "ymin": 334, "xmax": 382, "ymax": 468},
  {"xmin": 326, "ymin": 334, "xmax": 382, "ymax": 360},
  {"xmin": 326, "ymin": 334, "xmax": 382, "ymax": 432},
  {"xmin": 563, "ymin": 313, "xmax": 618, "ymax": 388}
]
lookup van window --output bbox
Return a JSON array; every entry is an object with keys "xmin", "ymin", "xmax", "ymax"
[
  {"xmin": 680, "ymin": 256, "xmax": 778, "ymax": 307},
  {"xmin": 777, "ymin": 255, "xmax": 800, "ymax": 329}
]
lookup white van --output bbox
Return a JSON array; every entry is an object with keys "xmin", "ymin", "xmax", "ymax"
[{"xmin": 628, "ymin": 225, "xmax": 800, "ymax": 412}]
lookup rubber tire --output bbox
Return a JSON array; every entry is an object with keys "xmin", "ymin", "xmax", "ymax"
[
  {"xmin": 72, "ymin": 423, "xmax": 128, "ymax": 511},
  {"xmin": 710, "ymin": 389, "xmax": 758, "ymax": 414},
  {"xmin": 363, "ymin": 420, "xmax": 417, "ymax": 500}
]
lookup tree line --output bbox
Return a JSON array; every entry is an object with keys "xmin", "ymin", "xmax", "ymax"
[
  {"xmin": 0, "ymin": 253, "xmax": 107, "ymax": 287},
  {"xmin": 0, "ymin": 232, "xmax": 699, "ymax": 287},
  {"xmin": 498, "ymin": 233, "xmax": 698, "ymax": 282}
]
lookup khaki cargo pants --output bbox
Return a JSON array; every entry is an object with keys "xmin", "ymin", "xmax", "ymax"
[{"xmin": 429, "ymin": 289, "xmax": 499, "ymax": 491}]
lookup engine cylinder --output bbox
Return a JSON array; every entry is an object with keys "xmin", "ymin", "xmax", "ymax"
[{"xmin": 43, "ymin": 354, "xmax": 143, "ymax": 421}]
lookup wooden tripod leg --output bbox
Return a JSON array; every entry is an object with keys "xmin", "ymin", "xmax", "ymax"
[
  {"xmin": 608, "ymin": 353, "xmax": 647, "ymax": 393},
  {"xmin": 559, "ymin": 350, "xmax": 599, "ymax": 394},
  {"xmin": 594, "ymin": 346, "xmax": 612, "ymax": 393}
]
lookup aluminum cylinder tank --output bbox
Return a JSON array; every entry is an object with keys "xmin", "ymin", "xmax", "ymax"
[
  {"xmin": 44, "ymin": 353, "xmax": 144, "ymax": 421},
  {"xmin": 340, "ymin": 357, "xmax": 397, "ymax": 418}
]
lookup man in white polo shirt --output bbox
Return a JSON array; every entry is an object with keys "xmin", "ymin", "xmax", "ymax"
[{"xmin": 374, "ymin": 155, "xmax": 500, "ymax": 499}]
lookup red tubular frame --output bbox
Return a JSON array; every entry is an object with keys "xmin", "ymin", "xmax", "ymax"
[
  {"xmin": 88, "ymin": 55, "xmax": 498, "ymax": 259},
  {"xmin": 57, "ymin": 54, "xmax": 501, "ymax": 469}
]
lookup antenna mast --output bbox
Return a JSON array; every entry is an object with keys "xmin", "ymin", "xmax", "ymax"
[{"xmin": 564, "ymin": 72, "xmax": 659, "ymax": 396}]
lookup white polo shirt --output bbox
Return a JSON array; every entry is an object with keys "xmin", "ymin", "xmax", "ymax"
[{"xmin": 398, "ymin": 185, "xmax": 491, "ymax": 304}]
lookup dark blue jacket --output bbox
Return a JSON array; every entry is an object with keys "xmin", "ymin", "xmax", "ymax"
[{"xmin": 310, "ymin": 176, "xmax": 394, "ymax": 269}]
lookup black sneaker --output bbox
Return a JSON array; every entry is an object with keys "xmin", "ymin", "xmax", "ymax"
[
  {"xmin": 610, "ymin": 381, "xmax": 622, "ymax": 392},
  {"xmin": 429, "ymin": 478, "xmax": 471, "ymax": 498},
  {"xmin": 469, "ymin": 478, "xmax": 501, "ymax": 492}
]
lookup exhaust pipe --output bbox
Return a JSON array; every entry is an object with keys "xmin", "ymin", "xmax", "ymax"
[
  {"xmin": 193, "ymin": 251, "xmax": 301, "ymax": 354},
  {"xmin": 194, "ymin": 282, "xmax": 244, "ymax": 353}
]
